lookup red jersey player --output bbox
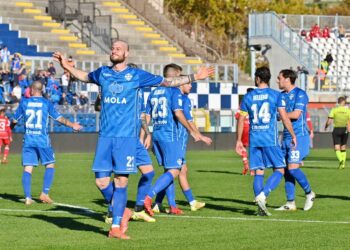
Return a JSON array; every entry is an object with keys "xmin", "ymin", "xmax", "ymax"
[
  {"xmin": 235, "ymin": 88, "xmax": 254, "ymax": 175},
  {"xmin": 0, "ymin": 108, "xmax": 12, "ymax": 164}
]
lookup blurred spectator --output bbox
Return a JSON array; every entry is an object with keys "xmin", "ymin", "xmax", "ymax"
[
  {"xmin": 322, "ymin": 26, "xmax": 330, "ymax": 39},
  {"xmin": 309, "ymin": 23, "xmax": 322, "ymax": 39},
  {"xmin": 59, "ymin": 92, "xmax": 71, "ymax": 105},
  {"xmin": 79, "ymin": 92, "xmax": 89, "ymax": 106},
  {"xmin": 61, "ymin": 71, "xmax": 70, "ymax": 94},
  {"xmin": 18, "ymin": 63, "xmax": 28, "ymax": 91},
  {"xmin": 0, "ymin": 46, "xmax": 10, "ymax": 72},
  {"xmin": 338, "ymin": 24, "xmax": 345, "ymax": 39},
  {"xmin": 11, "ymin": 84, "xmax": 22, "ymax": 103},
  {"xmin": 24, "ymin": 86, "xmax": 31, "ymax": 98},
  {"xmin": 71, "ymin": 93, "xmax": 80, "ymax": 105},
  {"xmin": 94, "ymin": 92, "xmax": 101, "ymax": 111},
  {"xmin": 47, "ymin": 62, "xmax": 56, "ymax": 76}
]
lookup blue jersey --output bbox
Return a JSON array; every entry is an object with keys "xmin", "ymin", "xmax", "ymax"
[
  {"xmin": 88, "ymin": 66, "xmax": 163, "ymax": 137},
  {"xmin": 146, "ymin": 87, "xmax": 183, "ymax": 142},
  {"xmin": 282, "ymin": 87, "xmax": 309, "ymax": 139},
  {"xmin": 240, "ymin": 88, "xmax": 285, "ymax": 147},
  {"xmin": 178, "ymin": 94, "xmax": 193, "ymax": 144},
  {"xmin": 12, "ymin": 96, "xmax": 62, "ymax": 148}
]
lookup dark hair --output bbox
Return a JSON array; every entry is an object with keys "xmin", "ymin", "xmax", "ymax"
[
  {"xmin": 163, "ymin": 63, "xmax": 183, "ymax": 77},
  {"xmin": 279, "ymin": 69, "xmax": 298, "ymax": 84},
  {"xmin": 254, "ymin": 66, "xmax": 271, "ymax": 84},
  {"xmin": 338, "ymin": 96, "xmax": 346, "ymax": 104},
  {"xmin": 247, "ymin": 88, "xmax": 254, "ymax": 93}
]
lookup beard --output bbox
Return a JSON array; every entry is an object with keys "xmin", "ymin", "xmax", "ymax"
[{"xmin": 110, "ymin": 54, "xmax": 126, "ymax": 65}]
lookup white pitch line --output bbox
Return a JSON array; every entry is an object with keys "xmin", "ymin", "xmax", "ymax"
[
  {"xmin": 53, "ymin": 202, "xmax": 97, "ymax": 213},
  {"xmin": 1, "ymin": 207, "xmax": 350, "ymax": 225},
  {"xmin": 156, "ymin": 214, "xmax": 350, "ymax": 225}
]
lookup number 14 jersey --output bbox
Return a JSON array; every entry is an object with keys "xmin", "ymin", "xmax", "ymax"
[{"xmin": 240, "ymin": 88, "xmax": 286, "ymax": 147}]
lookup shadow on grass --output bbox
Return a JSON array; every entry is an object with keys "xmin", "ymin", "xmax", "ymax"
[
  {"xmin": 12, "ymin": 214, "xmax": 106, "ymax": 236},
  {"xmin": 0, "ymin": 193, "xmax": 23, "ymax": 203},
  {"xmin": 196, "ymin": 170, "xmax": 242, "ymax": 175},
  {"xmin": 301, "ymin": 166, "xmax": 338, "ymax": 170},
  {"xmin": 180, "ymin": 196, "xmax": 257, "ymax": 216},
  {"xmin": 312, "ymin": 193, "xmax": 350, "ymax": 201}
]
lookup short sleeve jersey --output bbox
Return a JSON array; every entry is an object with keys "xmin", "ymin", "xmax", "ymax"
[
  {"xmin": 328, "ymin": 105, "xmax": 350, "ymax": 128},
  {"xmin": 146, "ymin": 87, "xmax": 183, "ymax": 142},
  {"xmin": 281, "ymin": 87, "xmax": 309, "ymax": 139},
  {"xmin": 240, "ymin": 88, "xmax": 285, "ymax": 147},
  {"xmin": 12, "ymin": 97, "xmax": 62, "ymax": 148},
  {"xmin": 88, "ymin": 66, "xmax": 163, "ymax": 137}
]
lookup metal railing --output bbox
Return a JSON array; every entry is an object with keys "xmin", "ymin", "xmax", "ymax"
[
  {"xmin": 118, "ymin": 0, "xmax": 216, "ymax": 62},
  {"xmin": 249, "ymin": 12, "xmax": 321, "ymax": 75},
  {"xmin": 48, "ymin": 0, "xmax": 117, "ymax": 52},
  {"xmin": 280, "ymin": 14, "xmax": 350, "ymax": 32}
]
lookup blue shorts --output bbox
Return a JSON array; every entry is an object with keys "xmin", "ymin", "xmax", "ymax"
[
  {"xmin": 135, "ymin": 140, "xmax": 152, "ymax": 167},
  {"xmin": 22, "ymin": 147, "xmax": 55, "ymax": 167},
  {"xmin": 249, "ymin": 146, "xmax": 286, "ymax": 170},
  {"xmin": 282, "ymin": 135, "xmax": 310, "ymax": 164},
  {"xmin": 92, "ymin": 137, "xmax": 138, "ymax": 174},
  {"xmin": 152, "ymin": 140, "xmax": 185, "ymax": 169}
]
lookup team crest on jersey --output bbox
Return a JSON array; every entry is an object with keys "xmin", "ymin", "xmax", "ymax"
[
  {"xmin": 109, "ymin": 82, "xmax": 123, "ymax": 95},
  {"xmin": 177, "ymin": 159, "xmax": 183, "ymax": 166},
  {"xmin": 289, "ymin": 94, "xmax": 294, "ymax": 100},
  {"xmin": 125, "ymin": 73, "xmax": 133, "ymax": 81}
]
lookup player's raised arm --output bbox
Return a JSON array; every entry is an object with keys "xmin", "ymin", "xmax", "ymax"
[
  {"xmin": 53, "ymin": 52, "xmax": 89, "ymax": 82},
  {"xmin": 160, "ymin": 66, "xmax": 215, "ymax": 87}
]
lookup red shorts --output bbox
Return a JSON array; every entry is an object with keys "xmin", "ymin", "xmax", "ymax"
[{"xmin": 0, "ymin": 138, "xmax": 10, "ymax": 146}]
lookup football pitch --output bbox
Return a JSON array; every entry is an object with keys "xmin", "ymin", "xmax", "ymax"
[{"xmin": 1, "ymin": 149, "xmax": 350, "ymax": 249}]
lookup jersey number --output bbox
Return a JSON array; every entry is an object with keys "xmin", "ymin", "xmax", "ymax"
[
  {"xmin": 251, "ymin": 102, "xmax": 271, "ymax": 124},
  {"xmin": 26, "ymin": 109, "xmax": 43, "ymax": 129},
  {"xmin": 151, "ymin": 97, "xmax": 168, "ymax": 118},
  {"xmin": 126, "ymin": 156, "xmax": 134, "ymax": 168},
  {"xmin": 0, "ymin": 121, "xmax": 5, "ymax": 132}
]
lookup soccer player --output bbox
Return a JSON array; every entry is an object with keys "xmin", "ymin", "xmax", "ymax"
[
  {"xmin": 235, "ymin": 88, "xmax": 254, "ymax": 175},
  {"xmin": 276, "ymin": 69, "xmax": 316, "ymax": 211},
  {"xmin": 0, "ymin": 108, "xmax": 12, "ymax": 164},
  {"xmin": 143, "ymin": 66, "xmax": 210, "ymax": 216},
  {"xmin": 53, "ymin": 40, "xmax": 214, "ymax": 239},
  {"xmin": 151, "ymin": 64, "xmax": 212, "ymax": 214},
  {"xmin": 11, "ymin": 81, "xmax": 82, "ymax": 205},
  {"xmin": 235, "ymin": 67, "xmax": 296, "ymax": 216},
  {"xmin": 324, "ymin": 96, "xmax": 350, "ymax": 169}
]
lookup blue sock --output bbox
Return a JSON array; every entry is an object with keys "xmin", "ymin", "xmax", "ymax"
[
  {"xmin": 155, "ymin": 189, "xmax": 166, "ymax": 204},
  {"xmin": 42, "ymin": 168, "xmax": 55, "ymax": 195},
  {"xmin": 99, "ymin": 181, "xmax": 114, "ymax": 204},
  {"xmin": 136, "ymin": 171, "xmax": 155, "ymax": 206},
  {"xmin": 183, "ymin": 189, "xmax": 195, "ymax": 203},
  {"xmin": 253, "ymin": 174, "xmax": 264, "ymax": 196},
  {"xmin": 147, "ymin": 172, "xmax": 174, "ymax": 198},
  {"xmin": 22, "ymin": 171, "xmax": 32, "ymax": 199},
  {"xmin": 165, "ymin": 181, "xmax": 176, "ymax": 207},
  {"xmin": 112, "ymin": 187, "xmax": 127, "ymax": 227},
  {"xmin": 284, "ymin": 169, "xmax": 296, "ymax": 201},
  {"xmin": 289, "ymin": 168, "xmax": 311, "ymax": 194},
  {"xmin": 263, "ymin": 171, "xmax": 283, "ymax": 197}
]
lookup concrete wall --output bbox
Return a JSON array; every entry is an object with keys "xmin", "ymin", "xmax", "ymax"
[{"xmin": 10, "ymin": 132, "xmax": 336, "ymax": 154}]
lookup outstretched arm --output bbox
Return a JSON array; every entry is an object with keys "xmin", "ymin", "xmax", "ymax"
[
  {"xmin": 53, "ymin": 52, "xmax": 89, "ymax": 82},
  {"xmin": 57, "ymin": 117, "xmax": 83, "ymax": 131},
  {"xmin": 161, "ymin": 66, "xmax": 215, "ymax": 87}
]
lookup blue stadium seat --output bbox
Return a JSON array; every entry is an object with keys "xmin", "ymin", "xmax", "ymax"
[{"xmin": 0, "ymin": 24, "xmax": 52, "ymax": 57}]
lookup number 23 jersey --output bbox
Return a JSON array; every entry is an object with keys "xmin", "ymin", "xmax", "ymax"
[
  {"xmin": 240, "ymin": 88, "xmax": 286, "ymax": 147},
  {"xmin": 12, "ymin": 97, "xmax": 62, "ymax": 148}
]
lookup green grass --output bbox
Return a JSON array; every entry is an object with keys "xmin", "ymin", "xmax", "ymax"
[{"xmin": 1, "ymin": 149, "xmax": 350, "ymax": 249}]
